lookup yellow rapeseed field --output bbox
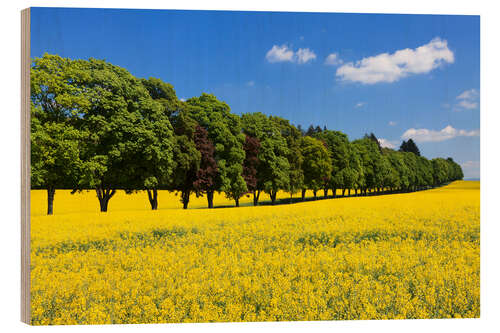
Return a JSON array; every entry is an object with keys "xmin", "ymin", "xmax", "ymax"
[{"xmin": 30, "ymin": 181, "xmax": 480, "ymax": 324}]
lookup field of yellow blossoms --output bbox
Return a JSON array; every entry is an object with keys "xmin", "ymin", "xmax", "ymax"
[{"xmin": 30, "ymin": 181, "xmax": 480, "ymax": 325}]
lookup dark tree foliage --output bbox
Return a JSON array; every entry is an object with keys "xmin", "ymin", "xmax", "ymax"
[
  {"xmin": 305, "ymin": 124, "xmax": 325, "ymax": 137},
  {"xmin": 297, "ymin": 124, "xmax": 305, "ymax": 136},
  {"xmin": 399, "ymin": 139, "xmax": 421, "ymax": 156},
  {"xmin": 186, "ymin": 93, "xmax": 247, "ymax": 207},
  {"xmin": 193, "ymin": 125, "xmax": 219, "ymax": 202},
  {"xmin": 365, "ymin": 133, "xmax": 382, "ymax": 152},
  {"xmin": 169, "ymin": 111, "xmax": 201, "ymax": 209},
  {"xmin": 242, "ymin": 135, "xmax": 261, "ymax": 195}
]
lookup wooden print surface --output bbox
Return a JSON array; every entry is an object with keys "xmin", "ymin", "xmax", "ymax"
[{"xmin": 23, "ymin": 8, "xmax": 480, "ymax": 325}]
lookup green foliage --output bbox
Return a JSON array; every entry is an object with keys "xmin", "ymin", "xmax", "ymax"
[
  {"xmin": 300, "ymin": 136, "xmax": 333, "ymax": 194},
  {"xmin": 269, "ymin": 116, "xmax": 304, "ymax": 197},
  {"xmin": 169, "ymin": 112, "xmax": 202, "ymax": 209},
  {"xmin": 242, "ymin": 113, "xmax": 290, "ymax": 202},
  {"xmin": 30, "ymin": 53, "xmax": 464, "ymax": 213},
  {"xmin": 400, "ymin": 138, "xmax": 421, "ymax": 156},
  {"xmin": 31, "ymin": 106, "xmax": 83, "ymax": 190},
  {"xmin": 186, "ymin": 94, "xmax": 247, "ymax": 204},
  {"xmin": 141, "ymin": 77, "xmax": 182, "ymax": 117},
  {"xmin": 71, "ymin": 58, "xmax": 175, "ymax": 195}
]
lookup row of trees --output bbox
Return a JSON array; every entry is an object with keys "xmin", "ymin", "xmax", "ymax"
[{"xmin": 31, "ymin": 54, "xmax": 463, "ymax": 215}]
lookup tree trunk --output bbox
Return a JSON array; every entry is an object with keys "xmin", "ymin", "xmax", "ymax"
[
  {"xmin": 253, "ymin": 190, "xmax": 260, "ymax": 206},
  {"xmin": 301, "ymin": 189, "xmax": 306, "ymax": 201},
  {"xmin": 324, "ymin": 188, "xmax": 328, "ymax": 198},
  {"xmin": 235, "ymin": 197, "xmax": 240, "ymax": 207},
  {"xmin": 269, "ymin": 191, "xmax": 277, "ymax": 205},
  {"xmin": 313, "ymin": 189, "xmax": 317, "ymax": 199},
  {"xmin": 182, "ymin": 190, "xmax": 190, "ymax": 209},
  {"xmin": 207, "ymin": 191, "xmax": 214, "ymax": 208},
  {"xmin": 332, "ymin": 188, "xmax": 337, "ymax": 198},
  {"xmin": 355, "ymin": 188, "xmax": 358, "ymax": 196},
  {"xmin": 147, "ymin": 188, "xmax": 158, "ymax": 210},
  {"xmin": 342, "ymin": 188, "xmax": 346, "ymax": 196},
  {"xmin": 348, "ymin": 188, "xmax": 351, "ymax": 196},
  {"xmin": 96, "ymin": 186, "xmax": 116, "ymax": 212},
  {"xmin": 47, "ymin": 187, "xmax": 55, "ymax": 215}
]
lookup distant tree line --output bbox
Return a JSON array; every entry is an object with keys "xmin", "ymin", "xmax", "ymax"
[{"xmin": 30, "ymin": 54, "xmax": 463, "ymax": 215}]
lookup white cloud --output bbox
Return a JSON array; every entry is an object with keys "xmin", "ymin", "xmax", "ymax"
[
  {"xmin": 457, "ymin": 89, "xmax": 478, "ymax": 100},
  {"xmin": 336, "ymin": 37, "xmax": 454, "ymax": 84},
  {"xmin": 246, "ymin": 80, "xmax": 255, "ymax": 87},
  {"xmin": 388, "ymin": 121, "xmax": 397, "ymax": 126},
  {"xmin": 457, "ymin": 100, "xmax": 478, "ymax": 110},
  {"xmin": 296, "ymin": 48, "xmax": 317, "ymax": 64},
  {"xmin": 461, "ymin": 160, "xmax": 480, "ymax": 179},
  {"xmin": 454, "ymin": 89, "xmax": 479, "ymax": 111},
  {"xmin": 180, "ymin": 98, "xmax": 186, "ymax": 102},
  {"xmin": 266, "ymin": 45, "xmax": 316, "ymax": 64},
  {"xmin": 266, "ymin": 45, "xmax": 295, "ymax": 63},
  {"xmin": 378, "ymin": 138, "xmax": 398, "ymax": 149},
  {"xmin": 324, "ymin": 53, "xmax": 343, "ymax": 66},
  {"xmin": 401, "ymin": 125, "xmax": 479, "ymax": 143},
  {"xmin": 354, "ymin": 102, "xmax": 366, "ymax": 108}
]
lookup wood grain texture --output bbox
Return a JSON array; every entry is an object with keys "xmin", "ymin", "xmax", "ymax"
[{"xmin": 21, "ymin": 7, "xmax": 31, "ymax": 325}]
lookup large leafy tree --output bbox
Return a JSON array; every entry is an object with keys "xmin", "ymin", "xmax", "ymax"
[
  {"xmin": 241, "ymin": 113, "xmax": 290, "ymax": 205},
  {"xmin": 387, "ymin": 150, "xmax": 410, "ymax": 191},
  {"xmin": 31, "ymin": 106, "xmax": 83, "ymax": 215},
  {"xmin": 446, "ymin": 157, "xmax": 464, "ymax": 181},
  {"xmin": 30, "ymin": 54, "xmax": 90, "ymax": 214},
  {"xmin": 242, "ymin": 135, "xmax": 260, "ymax": 203},
  {"xmin": 132, "ymin": 77, "xmax": 181, "ymax": 209},
  {"xmin": 169, "ymin": 111, "xmax": 201, "ymax": 209},
  {"xmin": 314, "ymin": 130, "xmax": 350, "ymax": 197},
  {"xmin": 186, "ymin": 94, "xmax": 246, "ymax": 207},
  {"xmin": 269, "ymin": 117, "xmax": 304, "ymax": 201},
  {"xmin": 300, "ymin": 136, "xmax": 332, "ymax": 199},
  {"xmin": 193, "ymin": 125, "xmax": 219, "ymax": 203},
  {"xmin": 416, "ymin": 156, "xmax": 434, "ymax": 190},
  {"xmin": 341, "ymin": 142, "xmax": 363, "ymax": 196},
  {"xmin": 352, "ymin": 137, "xmax": 384, "ymax": 195},
  {"xmin": 402, "ymin": 152, "xmax": 418, "ymax": 191},
  {"xmin": 70, "ymin": 58, "xmax": 174, "ymax": 212}
]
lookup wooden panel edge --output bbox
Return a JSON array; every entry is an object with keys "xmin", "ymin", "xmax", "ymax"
[{"xmin": 21, "ymin": 7, "xmax": 31, "ymax": 325}]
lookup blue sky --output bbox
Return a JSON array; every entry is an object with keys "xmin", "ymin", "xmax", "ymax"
[{"xmin": 30, "ymin": 8, "xmax": 480, "ymax": 178}]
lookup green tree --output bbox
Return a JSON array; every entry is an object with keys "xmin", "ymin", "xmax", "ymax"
[
  {"xmin": 31, "ymin": 107, "xmax": 83, "ymax": 215},
  {"xmin": 402, "ymin": 152, "xmax": 418, "ymax": 191},
  {"xmin": 72, "ymin": 58, "xmax": 173, "ymax": 212},
  {"xmin": 140, "ymin": 77, "xmax": 182, "ymax": 118},
  {"xmin": 352, "ymin": 137, "xmax": 383, "ymax": 195},
  {"xmin": 269, "ymin": 117, "xmax": 304, "ymax": 201},
  {"xmin": 387, "ymin": 151, "xmax": 410, "ymax": 191},
  {"xmin": 169, "ymin": 111, "xmax": 201, "ymax": 209},
  {"xmin": 186, "ymin": 94, "xmax": 246, "ymax": 207},
  {"xmin": 300, "ymin": 136, "xmax": 332, "ymax": 199},
  {"xmin": 30, "ymin": 53, "xmax": 90, "ymax": 124},
  {"xmin": 416, "ymin": 156, "xmax": 433, "ymax": 190},
  {"xmin": 399, "ymin": 138, "xmax": 421, "ymax": 156},
  {"xmin": 314, "ymin": 130, "xmax": 350, "ymax": 197},
  {"xmin": 241, "ymin": 113, "xmax": 290, "ymax": 205}
]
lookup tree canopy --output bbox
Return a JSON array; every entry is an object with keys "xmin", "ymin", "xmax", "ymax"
[{"xmin": 31, "ymin": 53, "xmax": 464, "ymax": 214}]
